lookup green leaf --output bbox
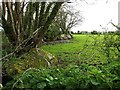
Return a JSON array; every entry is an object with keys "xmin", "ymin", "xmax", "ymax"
[
  {"xmin": 37, "ymin": 82, "xmax": 46, "ymax": 89},
  {"xmin": 49, "ymin": 76, "xmax": 54, "ymax": 81},
  {"xmin": 45, "ymin": 78, "xmax": 50, "ymax": 82},
  {"xmin": 91, "ymin": 79, "xmax": 100, "ymax": 86}
]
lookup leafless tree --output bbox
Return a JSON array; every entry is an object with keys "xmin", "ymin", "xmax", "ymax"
[
  {"xmin": 1, "ymin": 1, "xmax": 64, "ymax": 59},
  {"xmin": 55, "ymin": 3, "xmax": 83, "ymax": 38}
]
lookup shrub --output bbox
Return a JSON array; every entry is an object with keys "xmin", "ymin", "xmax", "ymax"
[
  {"xmin": 44, "ymin": 23, "xmax": 61, "ymax": 41},
  {"xmin": 91, "ymin": 31, "xmax": 98, "ymax": 34}
]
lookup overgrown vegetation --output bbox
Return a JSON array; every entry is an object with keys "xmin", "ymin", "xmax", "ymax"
[
  {"xmin": 2, "ymin": 33, "xmax": 120, "ymax": 89},
  {"xmin": 4, "ymin": 63, "xmax": 120, "ymax": 89},
  {"xmin": 1, "ymin": 1, "xmax": 120, "ymax": 90}
]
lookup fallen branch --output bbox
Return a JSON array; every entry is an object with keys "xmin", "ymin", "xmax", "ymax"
[{"xmin": 0, "ymin": 52, "xmax": 14, "ymax": 61}]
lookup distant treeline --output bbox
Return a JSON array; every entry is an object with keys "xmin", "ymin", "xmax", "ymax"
[{"xmin": 71, "ymin": 30, "xmax": 120, "ymax": 35}]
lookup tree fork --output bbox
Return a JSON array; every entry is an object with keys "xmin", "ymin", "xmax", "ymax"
[{"xmin": 1, "ymin": 2, "xmax": 63, "ymax": 61}]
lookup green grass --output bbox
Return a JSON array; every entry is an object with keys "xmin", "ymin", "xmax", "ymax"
[
  {"xmin": 41, "ymin": 35, "xmax": 104, "ymax": 62},
  {"xmin": 41, "ymin": 35, "xmax": 88, "ymax": 60},
  {"xmin": 41, "ymin": 34, "xmax": 104, "ymax": 52},
  {"xmin": 42, "ymin": 35, "xmax": 89, "ymax": 53},
  {"xmin": 41, "ymin": 34, "xmax": 118, "ymax": 64}
]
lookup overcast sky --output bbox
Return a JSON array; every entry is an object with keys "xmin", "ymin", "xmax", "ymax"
[{"xmin": 71, "ymin": 0, "xmax": 119, "ymax": 32}]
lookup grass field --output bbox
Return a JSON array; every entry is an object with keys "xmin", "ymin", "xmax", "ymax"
[
  {"xmin": 42, "ymin": 35, "xmax": 86, "ymax": 53},
  {"xmin": 41, "ymin": 35, "xmax": 106, "ymax": 63},
  {"xmin": 42, "ymin": 35, "xmax": 93, "ymax": 52},
  {"xmin": 41, "ymin": 34, "xmax": 104, "ymax": 53}
]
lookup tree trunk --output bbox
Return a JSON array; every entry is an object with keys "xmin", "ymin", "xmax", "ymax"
[
  {"xmin": 13, "ymin": 2, "xmax": 63, "ymax": 57},
  {"xmin": 1, "ymin": 2, "xmax": 63, "ymax": 60}
]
